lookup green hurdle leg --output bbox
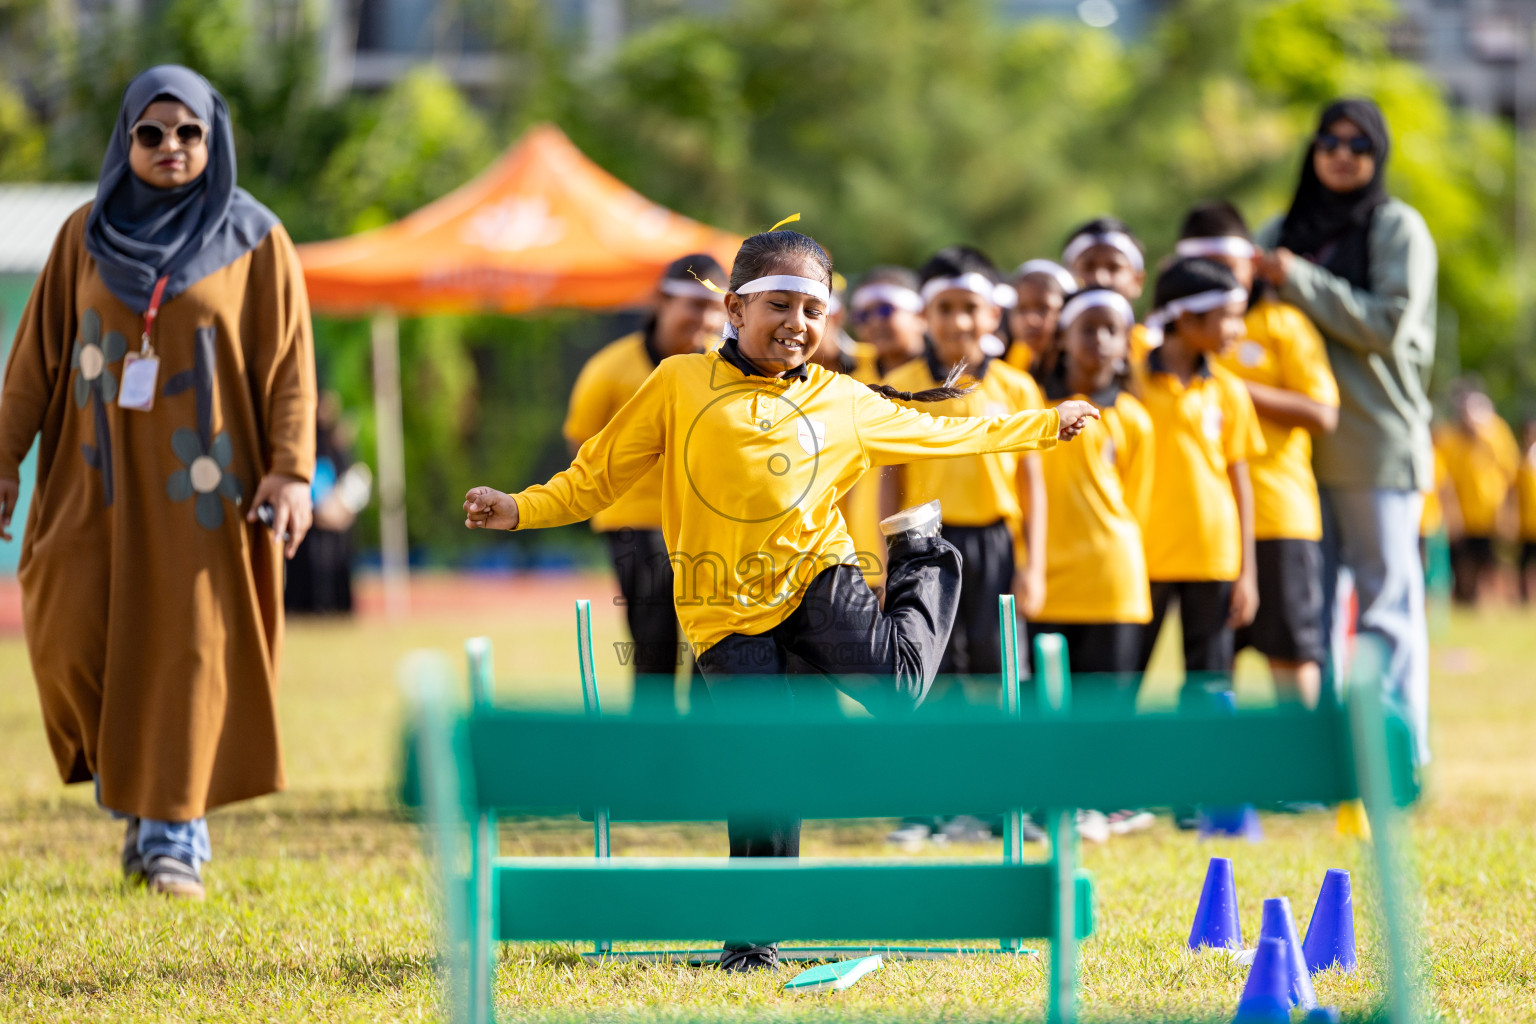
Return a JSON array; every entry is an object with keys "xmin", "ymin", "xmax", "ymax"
[
  {"xmin": 998, "ymin": 595, "xmax": 1026, "ymax": 953},
  {"xmin": 1346, "ymin": 637, "xmax": 1423, "ymax": 1024},
  {"xmin": 575, "ymin": 600, "xmax": 612, "ymax": 956},
  {"xmin": 403, "ymin": 653, "xmax": 476, "ymax": 1024},
  {"xmin": 1034, "ymin": 632, "xmax": 1078, "ymax": 1024},
  {"xmin": 466, "ymin": 638, "xmax": 498, "ymax": 1023}
]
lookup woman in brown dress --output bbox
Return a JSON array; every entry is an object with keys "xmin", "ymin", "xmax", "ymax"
[{"xmin": 0, "ymin": 65, "xmax": 316, "ymax": 898}]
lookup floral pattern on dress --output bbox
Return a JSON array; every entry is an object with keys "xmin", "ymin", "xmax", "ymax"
[
  {"xmin": 163, "ymin": 325, "xmax": 243, "ymax": 530},
  {"xmin": 72, "ymin": 308, "xmax": 125, "ymax": 505}
]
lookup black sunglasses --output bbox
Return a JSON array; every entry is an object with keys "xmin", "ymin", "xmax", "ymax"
[
  {"xmin": 851, "ymin": 302, "xmax": 899, "ymax": 324},
  {"xmin": 1314, "ymin": 132, "xmax": 1372, "ymax": 156},
  {"xmin": 130, "ymin": 118, "xmax": 209, "ymax": 149}
]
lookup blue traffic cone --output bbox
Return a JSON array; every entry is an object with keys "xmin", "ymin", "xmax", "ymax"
[
  {"xmin": 1232, "ymin": 937, "xmax": 1290, "ymax": 1023},
  {"xmin": 1199, "ymin": 804, "xmax": 1264, "ymax": 840},
  {"xmin": 1302, "ymin": 868, "xmax": 1357, "ymax": 973},
  {"xmin": 1259, "ymin": 896, "xmax": 1317, "ymax": 1009},
  {"xmin": 1188, "ymin": 856, "xmax": 1242, "ymax": 950}
]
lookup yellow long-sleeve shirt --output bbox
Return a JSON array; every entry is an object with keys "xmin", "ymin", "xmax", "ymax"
[
  {"xmin": 512, "ymin": 346, "xmax": 1061, "ymax": 649},
  {"xmin": 1037, "ymin": 385, "xmax": 1154, "ymax": 624},
  {"xmin": 1519, "ymin": 446, "xmax": 1536, "ymax": 542},
  {"xmin": 562, "ymin": 332, "xmax": 664, "ymax": 531}
]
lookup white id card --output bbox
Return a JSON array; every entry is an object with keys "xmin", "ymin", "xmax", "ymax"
[{"xmin": 118, "ymin": 353, "xmax": 160, "ymax": 411}]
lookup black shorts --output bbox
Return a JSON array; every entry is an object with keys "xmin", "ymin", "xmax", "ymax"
[
  {"xmin": 1235, "ymin": 538, "xmax": 1325, "ymax": 665},
  {"xmin": 1523, "ymin": 541, "xmax": 1536, "ymax": 571},
  {"xmin": 1454, "ymin": 535, "xmax": 1496, "ymax": 569}
]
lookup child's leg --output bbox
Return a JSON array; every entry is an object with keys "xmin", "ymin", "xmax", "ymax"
[
  {"xmin": 694, "ymin": 636, "xmax": 801, "ymax": 859},
  {"xmin": 606, "ymin": 528, "xmax": 684, "ymax": 713},
  {"xmin": 939, "ymin": 522, "xmax": 1014, "ymax": 680},
  {"xmin": 1175, "ymin": 581, "xmax": 1236, "ymax": 709},
  {"xmin": 778, "ymin": 533, "xmax": 964, "ymax": 714},
  {"xmin": 1136, "ymin": 582, "xmax": 1176, "ymax": 672},
  {"xmin": 1240, "ymin": 539, "xmax": 1325, "ymax": 707},
  {"xmin": 1030, "ymin": 621, "xmax": 1141, "ymax": 711}
]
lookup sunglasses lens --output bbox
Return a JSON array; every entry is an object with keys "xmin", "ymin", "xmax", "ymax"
[
  {"xmin": 175, "ymin": 123, "xmax": 205, "ymax": 146},
  {"xmin": 1348, "ymin": 136, "xmax": 1372, "ymax": 155},
  {"xmin": 133, "ymin": 124, "xmax": 165, "ymax": 148},
  {"xmin": 1315, "ymin": 133, "xmax": 1338, "ymax": 152}
]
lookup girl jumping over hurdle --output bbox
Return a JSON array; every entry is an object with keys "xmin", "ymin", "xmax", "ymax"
[{"xmin": 461, "ymin": 228, "xmax": 1096, "ymax": 970}]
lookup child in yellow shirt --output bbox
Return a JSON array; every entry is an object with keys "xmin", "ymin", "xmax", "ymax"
[
  {"xmin": 883, "ymin": 246, "xmax": 1048, "ymax": 681},
  {"xmin": 1134, "ymin": 258, "xmax": 1265, "ymax": 687},
  {"xmin": 1006, "ymin": 259, "xmax": 1076, "ymax": 377},
  {"xmin": 1062, "ymin": 217, "xmax": 1155, "ymax": 365},
  {"xmin": 1519, "ymin": 419, "xmax": 1536, "ymax": 603},
  {"xmin": 563, "ymin": 254, "xmax": 727, "ymax": 713},
  {"xmin": 1437, "ymin": 380, "xmax": 1520, "ymax": 605},
  {"xmin": 463, "ymin": 228, "xmax": 1098, "ymax": 970},
  {"xmin": 1177, "ymin": 201, "xmax": 1340, "ymax": 708}
]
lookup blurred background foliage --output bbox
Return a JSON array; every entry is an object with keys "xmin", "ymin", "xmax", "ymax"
[{"xmin": 1, "ymin": 0, "xmax": 1528, "ymax": 561}]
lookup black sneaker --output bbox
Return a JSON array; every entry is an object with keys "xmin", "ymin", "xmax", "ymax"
[
  {"xmin": 121, "ymin": 819, "xmax": 144, "ymax": 883},
  {"xmin": 719, "ymin": 944, "xmax": 779, "ymax": 972},
  {"xmin": 879, "ymin": 500, "xmax": 943, "ymax": 548}
]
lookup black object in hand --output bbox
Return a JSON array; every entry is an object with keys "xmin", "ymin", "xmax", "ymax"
[{"xmin": 255, "ymin": 502, "xmax": 293, "ymax": 542}]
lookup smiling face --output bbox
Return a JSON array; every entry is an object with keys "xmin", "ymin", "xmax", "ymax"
[
  {"xmin": 853, "ymin": 301, "xmax": 926, "ymax": 367},
  {"xmin": 127, "ymin": 98, "xmax": 209, "ymax": 189},
  {"xmin": 1070, "ymin": 244, "xmax": 1144, "ymax": 301},
  {"xmin": 1008, "ymin": 276, "xmax": 1065, "ymax": 358},
  {"xmin": 726, "ymin": 257, "xmax": 829, "ymax": 374},
  {"xmin": 1175, "ymin": 297, "xmax": 1248, "ymax": 356},
  {"xmin": 654, "ymin": 292, "xmax": 726, "ymax": 357},
  {"xmin": 926, "ymin": 288, "xmax": 1001, "ymax": 367},
  {"xmin": 1062, "ymin": 306, "xmax": 1128, "ymax": 396},
  {"xmin": 1313, "ymin": 117, "xmax": 1377, "ymax": 194}
]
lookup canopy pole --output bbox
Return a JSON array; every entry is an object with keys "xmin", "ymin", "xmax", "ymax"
[{"xmin": 371, "ymin": 311, "xmax": 410, "ymax": 621}]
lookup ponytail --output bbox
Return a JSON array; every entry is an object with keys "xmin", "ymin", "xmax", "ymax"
[{"xmin": 866, "ymin": 360, "xmax": 977, "ymax": 403}]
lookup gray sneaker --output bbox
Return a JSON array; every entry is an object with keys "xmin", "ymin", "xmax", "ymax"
[
  {"xmin": 121, "ymin": 819, "xmax": 144, "ymax": 883},
  {"xmin": 719, "ymin": 944, "xmax": 779, "ymax": 972},
  {"xmin": 145, "ymin": 855, "xmax": 205, "ymax": 900},
  {"xmin": 879, "ymin": 500, "xmax": 943, "ymax": 546}
]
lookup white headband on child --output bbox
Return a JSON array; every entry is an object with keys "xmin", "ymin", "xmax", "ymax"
[
  {"xmin": 1061, "ymin": 230, "xmax": 1145, "ymax": 272},
  {"xmin": 850, "ymin": 282, "xmax": 924, "ymax": 313},
  {"xmin": 660, "ymin": 277, "xmax": 726, "ymax": 301},
  {"xmin": 1014, "ymin": 259, "xmax": 1079, "ymax": 295},
  {"xmin": 734, "ymin": 274, "xmax": 831, "ymax": 302},
  {"xmin": 1174, "ymin": 236, "xmax": 1258, "ymax": 260},
  {"xmin": 920, "ymin": 272, "xmax": 1013, "ymax": 309},
  {"xmin": 1142, "ymin": 287, "xmax": 1249, "ymax": 348},
  {"xmin": 1058, "ymin": 290, "xmax": 1136, "ymax": 331},
  {"xmin": 980, "ymin": 334, "xmax": 1006, "ymax": 357}
]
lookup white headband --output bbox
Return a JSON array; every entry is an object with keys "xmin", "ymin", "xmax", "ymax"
[
  {"xmin": 1143, "ymin": 287, "xmax": 1249, "ymax": 348},
  {"xmin": 1058, "ymin": 290, "xmax": 1136, "ymax": 331},
  {"xmin": 850, "ymin": 282, "xmax": 924, "ymax": 314},
  {"xmin": 660, "ymin": 278, "xmax": 726, "ymax": 301},
  {"xmin": 1062, "ymin": 230, "xmax": 1145, "ymax": 272},
  {"xmin": 980, "ymin": 334, "xmax": 1006, "ymax": 357},
  {"xmin": 1174, "ymin": 236, "xmax": 1257, "ymax": 260},
  {"xmin": 1014, "ymin": 259, "xmax": 1079, "ymax": 295},
  {"xmin": 920, "ymin": 272, "xmax": 1013, "ymax": 309},
  {"xmin": 735, "ymin": 274, "xmax": 831, "ymax": 303}
]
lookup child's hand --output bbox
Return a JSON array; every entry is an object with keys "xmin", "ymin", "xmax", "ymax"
[
  {"xmin": 1012, "ymin": 564, "xmax": 1046, "ymax": 620},
  {"xmin": 1228, "ymin": 572, "xmax": 1259, "ymax": 628},
  {"xmin": 1056, "ymin": 400, "xmax": 1100, "ymax": 440},
  {"xmin": 464, "ymin": 486, "xmax": 519, "ymax": 531}
]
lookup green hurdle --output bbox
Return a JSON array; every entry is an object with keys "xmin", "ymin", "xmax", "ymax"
[{"xmin": 400, "ymin": 604, "xmax": 1421, "ymax": 1024}]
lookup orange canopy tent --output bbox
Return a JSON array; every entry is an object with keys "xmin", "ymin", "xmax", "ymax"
[
  {"xmin": 297, "ymin": 123, "xmax": 741, "ymax": 315},
  {"xmin": 295, "ymin": 125, "xmax": 742, "ymax": 617}
]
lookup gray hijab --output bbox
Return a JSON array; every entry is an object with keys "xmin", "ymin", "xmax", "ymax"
[{"xmin": 84, "ymin": 64, "xmax": 278, "ymax": 313}]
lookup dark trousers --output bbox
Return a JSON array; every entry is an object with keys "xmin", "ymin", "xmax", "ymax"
[
  {"xmin": 1140, "ymin": 581, "xmax": 1235, "ymax": 705},
  {"xmin": 695, "ymin": 534, "xmax": 965, "ymax": 861},
  {"xmin": 605, "ymin": 528, "xmax": 705, "ymax": 715},
  {"xmin": 1522, "ymin": 541, "xmax": 1536, "ymax": 603},
  {"xmin": 936, "ymin": 521, "xmax": 1016, "ymax": 679},
  {"xmin": 1450, "ymin": 535, "xmax": 1495, "ymax": 606},
  {"xmin": 1028, "ymin": 620, "xmax": 1142, "ymax": 711}
]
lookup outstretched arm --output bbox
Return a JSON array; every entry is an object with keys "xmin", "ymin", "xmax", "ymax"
[{"xmin": 853, "ymin": 389, "xmax": 1097, "ymax": 467}]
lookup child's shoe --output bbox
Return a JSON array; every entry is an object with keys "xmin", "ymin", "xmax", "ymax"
[
  {"xmin": 719, "ymin": 944, "xmax": 779, "ymax": 972},
  {"xmin": 880, "ymin": 500, "xmax": 943, "ymax": 547}
]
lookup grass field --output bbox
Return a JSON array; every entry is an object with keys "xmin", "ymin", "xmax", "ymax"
[{"xmin": 1, "ymin": 573, "xmax": 1533, "ymax": 1022}]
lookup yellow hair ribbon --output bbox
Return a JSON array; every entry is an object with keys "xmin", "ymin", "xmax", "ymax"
[
  {"xmin": 688, "ymin": 267, "xmax": 726, "ymax": 294},
  {"xmin": 767, "ymin": 212, "xmax": 802, "ymax": 233}
]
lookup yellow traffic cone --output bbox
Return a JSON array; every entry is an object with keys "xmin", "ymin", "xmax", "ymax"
[{"xmin": 1336, "ymin": 799, "xmax": 1371, "ymax": 841}]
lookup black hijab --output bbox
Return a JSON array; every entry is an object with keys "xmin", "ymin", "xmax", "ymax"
[
  {"xmin": 84, "ymin": 65, "xmax": 278, "ymax": 313},
  {"xmin": 1276, "ymin": 98, "xmax": 1391, "ymax": 291}
]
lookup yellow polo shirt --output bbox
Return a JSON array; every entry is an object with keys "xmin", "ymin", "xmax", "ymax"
[
  {"xmin": 563, "ymin": 332, "xmax": 664, "ymax": 532},
  {"xmin": 1038, "ymin": 386, "xmax": 1154, "ymax": 624},
  {"xmin": 882, "ymin": 354, "xmax": 1044, "ymax": 531},
  {"xmin": 1518, "ymin": 446, "xmax": 1536, "ymax": 541},
  {"xmin": 513, "ymin": 345, "xmax": 1061, "ymax": 649},
  {"xmin": 838, "ymin": 342, "xmax": 889, "ymax": 583},
  {"xmin": 1137, "ymin": 352, "xmax": 1266, "ymax": 582},
  {"xmin": 1215, "ymin": 298, "xmax": 1338, "ymax": 542},
  {"xmin": 1437, "ymin": 416, "xmax": 1520, "ymax": 537}
]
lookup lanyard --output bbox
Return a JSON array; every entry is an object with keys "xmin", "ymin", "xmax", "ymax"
[{"xmin": 141, "ymin": 276, "xmax": 169, "ymax": 356}]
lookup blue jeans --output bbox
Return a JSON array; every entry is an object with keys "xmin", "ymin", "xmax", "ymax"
[
  {"xmin": 1318, "ymin": 487, "xmax": 1430, "ymax": 764},
  {"xmin": 95, "ymin": 778, "xmax": 212, "ymax": 867}
]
